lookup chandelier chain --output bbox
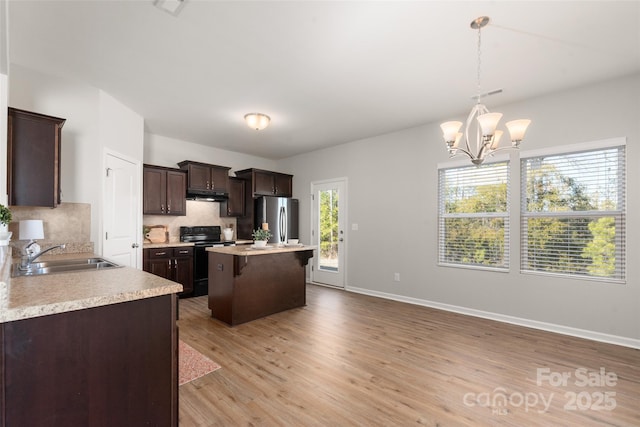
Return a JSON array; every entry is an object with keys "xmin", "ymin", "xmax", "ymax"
[{"xmin": 476, "ymin": 23, "xmax": 482, "ymax": 104}]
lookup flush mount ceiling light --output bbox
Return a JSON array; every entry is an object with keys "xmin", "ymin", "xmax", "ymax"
[
  {"xmin": 440, "ymin": 16, "xmax": 531, "ymax": 165},
  {"xmin": 153, "ymin": 0, "xmax": 187, "ymax": 16},
  {"xmin": 244, "ymin": 113, "xmax": 271, "ymax": 131}
]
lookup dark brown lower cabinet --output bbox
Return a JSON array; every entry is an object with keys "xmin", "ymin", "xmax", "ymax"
[
  {"xmin": 144, "ymin": 247, "xmax": 194, "ymax": 296},
  {"xmin": 0, "ymin": 294, "xmax": 178, "ymax": 426}
]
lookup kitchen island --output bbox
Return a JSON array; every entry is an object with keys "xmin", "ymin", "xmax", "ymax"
[
  {"xmin": 0, "ymin": 248, "xmax": 182, "ymax": 426},
  {"xmin": 207, "ymin": 245, "xmax": 315, "ymax": 326}
]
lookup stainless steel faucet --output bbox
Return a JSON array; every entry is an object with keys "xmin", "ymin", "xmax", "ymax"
[{"xmin": 20, "ymin": 243, "xmax": 67, "ymax": 270}]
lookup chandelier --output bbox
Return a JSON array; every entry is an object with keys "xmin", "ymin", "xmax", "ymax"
[{"xmin": 440, "ymin": 16, "xmax": 530, "ymax": 165}]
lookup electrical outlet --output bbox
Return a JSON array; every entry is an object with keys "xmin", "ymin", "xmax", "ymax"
[
  {"xmin": 352, "ymin": 223, "xmax": 359, "ymax": 231},
  {"xmin": 394, "ymin": 273, "xmax": 400, "ymax": 282}
]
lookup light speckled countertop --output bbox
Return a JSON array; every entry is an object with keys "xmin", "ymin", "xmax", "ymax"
[
  {"xmin": 0, "ymin": 248, "xmax": 182, "ymax": 323},
  {"xmin": 142, "ymin": 241, "xmax": 195, "ymax": 249},
  {"xmin": 207, "ymin": 245, "xmax": 316, "ymax": 256}
]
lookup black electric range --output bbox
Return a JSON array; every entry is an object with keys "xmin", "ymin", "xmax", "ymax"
[{"xmin": 180, "ymin": 226, "xmax": 235, "ymax": 297}]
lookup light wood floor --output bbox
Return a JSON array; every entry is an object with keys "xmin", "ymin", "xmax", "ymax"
[{"xmin": 177, "ymin": 284, "xmax": 639, "ymax": 426}]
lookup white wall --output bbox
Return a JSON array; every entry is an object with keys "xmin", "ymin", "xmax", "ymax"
[
  {"xmin": 0, "ymin": 73, "xmax": 7, "ymax": 206},
  {"xmin": 278, "ymin": 73, "xmax": 640, "ymax": 346},
  {"xmin": 1, "ymin": 0, "xmax": 9, "ymax": 204},
  {"xmin": 144, "ymin": 133, "xmax": 278, "ymax": 174},
  {"xmin": 99, "ymin": 90, "xmax": 144, "ymax": 162}
]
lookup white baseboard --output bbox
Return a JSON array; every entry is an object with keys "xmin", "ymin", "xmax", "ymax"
[{"xmin": 345, "ymin": 285, "xmax": 640, "ymax": 350}]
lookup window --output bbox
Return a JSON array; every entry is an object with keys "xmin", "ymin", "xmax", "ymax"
[
  {"xmin": 520, "ymin": 140, "xmax": 626, "ymax": 282},
  {"xmin": 438, "ymin": 160, "xmax": 510, "ymax": 270}
]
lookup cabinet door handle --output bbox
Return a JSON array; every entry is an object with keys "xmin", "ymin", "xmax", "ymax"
[
  {"xmin": 206, "ymin": 180, "xmax": 210, "ymax": 190},
  {"xmin": 156, "ymin": 252, "xmax": 167, "ymax": 256},
  {"xmin": 161, "ymin": 204, "xmax": 165, "ymax": 213},
  {"xmin": 167, "ymin": 203, "xmax": 171, "ymax": 213},
  {"xmin": 178, "ymin": 250, "xmax": 188, "ymax": 254}
]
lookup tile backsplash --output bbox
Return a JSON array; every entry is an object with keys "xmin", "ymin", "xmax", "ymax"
[
  {"xmin": 144, "ymin": 200, "xmax": 236, "ymax": 242},
  {"xmin": 8, "ymin": 202, "xmax": 94, "ymax": 255}
]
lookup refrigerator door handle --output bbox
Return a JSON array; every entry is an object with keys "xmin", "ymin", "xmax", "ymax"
[{"xmin": 279, "ymin": 206, "xmax": 286, "ymax": 243}]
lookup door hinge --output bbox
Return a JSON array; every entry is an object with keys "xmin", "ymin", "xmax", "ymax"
[
  {"xmin": 105, "ymin": 231, "xmax": 108, "ymax": 240},
  {"xmin": 106, "ymin": 167, "xmax": 112, "ymax": 177}
]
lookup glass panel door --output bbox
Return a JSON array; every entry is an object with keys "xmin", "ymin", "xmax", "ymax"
[{"xmin": 311, "ymin": 179, "xmax": 346, "ymax": 288}]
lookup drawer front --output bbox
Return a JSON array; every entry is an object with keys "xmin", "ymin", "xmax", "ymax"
[
  {"xmin": 147, "ymin": 248, "xmax": 172, "ymax": 258},
  {"xmin": 172, "ymin": 247, "xmax": 194, "ymax": 257}
]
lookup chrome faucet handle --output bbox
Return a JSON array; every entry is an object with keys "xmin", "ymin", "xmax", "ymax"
[{"xmin": 24, "ymin": 240, "xmax": 40, "ymax": 256}]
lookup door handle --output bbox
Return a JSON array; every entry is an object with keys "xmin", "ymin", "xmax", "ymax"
[
  {"xmin": 131, "ymin": 243, "xmax": 139, "ymax": 248},
  {"xmin": 339, "ymin": 238, "xmax": 344, "ymax": 242}
]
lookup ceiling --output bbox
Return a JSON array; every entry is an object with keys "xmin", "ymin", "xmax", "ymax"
[{"xmin": 7, "ymin": 1, "xmax": 640, "ymax": 160}]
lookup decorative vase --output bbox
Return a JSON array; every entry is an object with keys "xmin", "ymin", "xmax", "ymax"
[{"xmin": 253, "ymin": 240, "xmax": 267, "ymax": 248}]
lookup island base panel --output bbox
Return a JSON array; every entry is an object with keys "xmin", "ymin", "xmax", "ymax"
[{"xmin": 209, "ymin": 251, "xmax": 312, "ymax": 325}]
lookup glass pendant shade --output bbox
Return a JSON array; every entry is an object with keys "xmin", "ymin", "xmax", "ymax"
[
  {"xmin": 490, "ymin": 130, "xmax": 503, "ymax": 150},
  {"xmin": 453, "ymin": 132, "xmax": 463, "ymax": 148},
  {"xmin": 440, "ymin": 121, "xmax": 463, "ymax": 142},
  {"xmin": 506, "ymin": 119, "xmax": 531, "ymax": 145},
  {"xmin": 476, "ymin": 112, "xmax": 502, "ymax": 137}
]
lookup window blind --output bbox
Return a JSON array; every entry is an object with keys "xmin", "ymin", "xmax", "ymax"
[
  {"xmin": 520, "ymin": 145, "xmax": 626, "ymax": 282},
  {"xmin": 438, "ymin": 161, "xmax": 510, "ymax": 270}
]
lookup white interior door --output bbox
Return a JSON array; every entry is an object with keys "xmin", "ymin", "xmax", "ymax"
[
  {"xmin": 103, "ymin": 152, "xmax": 140, "ymax": 267},
  {"xmin": 311, "ymin": 179, "xmax": 346, "ymax": 288}
]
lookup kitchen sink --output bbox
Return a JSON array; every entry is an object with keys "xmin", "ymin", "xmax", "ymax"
[{"xmin": 12, "ymin": 257, "xmax": 122, "ymax": 277}]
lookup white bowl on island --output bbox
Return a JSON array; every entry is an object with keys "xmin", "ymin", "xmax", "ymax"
[{"xmin": 253, "ymin": 240, "xmax": 268, "ymax": 248}]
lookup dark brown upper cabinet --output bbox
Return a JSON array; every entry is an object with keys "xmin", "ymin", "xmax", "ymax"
[
  {"xmin": 235, "ymin": 168, "xmax": 293, "ymax": 198},
  {"xmin": 221, "ymin": 177, "xmax": 245, "ymax": 217},
  {"xmin": 143, "ymin": 164, "xmax": 187, "ymax": 215},
  {"xmin": 7, "ymin": 107, "xmax": 66, "ymax": 207},
  {"xmin": 178, "ymin": 161, "xmax": 231, "ymax": 197}
]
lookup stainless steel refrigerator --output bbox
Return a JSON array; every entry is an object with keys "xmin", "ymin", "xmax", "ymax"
[{"xmin": 255, "ymin": 197, "xmax": 299, "ymax": 244}]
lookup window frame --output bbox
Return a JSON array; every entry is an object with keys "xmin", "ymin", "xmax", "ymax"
[{"xmin": 519, "ymin": 137, "xmax": 626, "ymax": 284}]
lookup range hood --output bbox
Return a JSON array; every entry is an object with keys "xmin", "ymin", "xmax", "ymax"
[
  {"xmin": 186, "ymin": 192, "xmax": 228, "ymax": 202},
  {"xmin": 178, "ymin": 160, "xmax": 232, "ymax": 203}
]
